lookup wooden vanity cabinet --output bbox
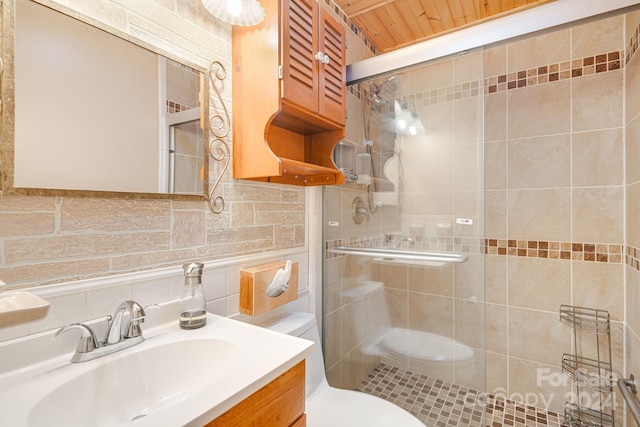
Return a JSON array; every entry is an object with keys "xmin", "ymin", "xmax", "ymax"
[
  {"xmin": 206, "ymin": 361, "xmax": 305, "ymax": 427},
  {"xmin": 232, "ymin": 0, "xmax": 346, "ymax": 185}
]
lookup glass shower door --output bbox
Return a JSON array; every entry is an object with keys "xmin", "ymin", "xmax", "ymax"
[{"xmin": 322, "ymin": 48, "xmax": 485, "ymax": 425}]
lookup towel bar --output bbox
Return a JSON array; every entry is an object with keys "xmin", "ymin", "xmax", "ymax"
[
  {"xmin": 618, "ymin": 375, "xmax": 640, "ymax": 426},
  {"xmin": 327, "ymin": 246, "xmax": 468, "ymax": 264}
]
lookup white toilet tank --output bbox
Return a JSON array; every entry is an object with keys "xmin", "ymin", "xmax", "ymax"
[{"xmin": 259, "ymin": 312, "xmax": 328, "ymax": 398}]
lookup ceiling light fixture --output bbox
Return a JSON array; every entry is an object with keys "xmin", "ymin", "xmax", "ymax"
[{"xmin": 201, "ymin": 0, "xmax": 265, "ymax": 26}]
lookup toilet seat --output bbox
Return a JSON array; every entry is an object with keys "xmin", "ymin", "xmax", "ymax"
[
  {"xmin": 381, "ymin": 327, "xmax": 474, "ymax": 363},
  {"xmin": 306, "ymin": 387, "xmax": 425, "ymax": 427}
]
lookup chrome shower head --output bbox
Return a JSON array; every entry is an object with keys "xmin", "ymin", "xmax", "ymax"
[{"xmin": 368, "ymin": 76, "xmax": 398, "ymax": 104}]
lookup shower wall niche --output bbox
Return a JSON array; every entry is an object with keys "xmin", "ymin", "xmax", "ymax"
[{"xmin": 322, "ymin": 49, "xmax": 485, "ymax": 395}]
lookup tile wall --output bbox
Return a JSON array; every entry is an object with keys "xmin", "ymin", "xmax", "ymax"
[
  {"xmin": 0, "ymin": 0, "xmax": 368, "ymax": 343},
  {"xmin": 484, "ymin": 14, "xmax": 627, "ymax": 417},
  {"xmin": 0, "ymin": 0, "xmax": 307, "ymax": 291},
  {"xmin": 625, "ymin": 9, "xmax": 640, "ymax": 427},
  {"xmin": 326, "ymin": 8, "xmax": 640, "ymax": 425}
]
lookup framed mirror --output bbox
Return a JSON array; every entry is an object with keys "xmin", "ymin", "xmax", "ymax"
[{"xmin": 0, "ymin": 0, "xmax": 210, "ymax": 199}]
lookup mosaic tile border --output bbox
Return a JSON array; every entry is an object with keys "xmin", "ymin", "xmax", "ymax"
[
  {"xmin": 348, "ymin": 78, "xmax": 484, "ymax": 106},
  {"xmin": 485, "ymin": 239, "xmax": 623, "ymax": 264},
  {"xmin": 358, "ymin": 363, "xmax": 562, "ymax": 427},
  {"xmin": 627, "ymin": 245, "xmax": 640, "ymax": 271},
  {"xmin": 350, "ymin": 49, "xmax": 624, "ymax": 109},
  {"xmin": 626, "ymin": 22, "xmax": 640, "ymax": 65},
  {"xmin": 166, "ymin": 100, "xmax": 192, "ymax": 113},
  {"xmin": 484, "ymin": 50, "xmax": 624, "ymax": 94}
]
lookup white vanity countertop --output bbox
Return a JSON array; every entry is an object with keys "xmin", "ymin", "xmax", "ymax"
[{"xmin": 0, "ymin": 311, "xmax": 313, "ymax": 426}]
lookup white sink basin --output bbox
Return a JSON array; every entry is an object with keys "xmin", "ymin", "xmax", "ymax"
[
  {"xmin": 28, "ymin": 338, "xmax": 238, "ymax": 426},
  {"xmin": 0, "ymin": 311, "xmax": 313, "ymax": 426}
]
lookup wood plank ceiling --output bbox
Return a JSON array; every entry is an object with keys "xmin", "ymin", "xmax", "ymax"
[{"xmin": 333, "ymin": 0, "xmax": 556, "ymax": 53}]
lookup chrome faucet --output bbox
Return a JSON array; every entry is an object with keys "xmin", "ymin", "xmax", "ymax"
[
  {"xmin": 385, "ymin": 233, "xmax": 415, "ymax": 249},
  {"xmin": 396, "ymin": 236, "xmax": 415, "ymax": 248},
  {"xmin": 104, "ymin": 300, "xmax": 146, "ymax": 345},
  {"xmin": 56, "ymin": 300, "xmax": 146, "ymax": 363}
]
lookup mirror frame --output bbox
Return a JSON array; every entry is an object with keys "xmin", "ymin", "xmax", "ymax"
[{"xmin": 0, "ymin": 0, "xmax": 210, "ymax": 201}]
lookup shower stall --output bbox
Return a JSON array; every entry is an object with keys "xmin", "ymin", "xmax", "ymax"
[{"xmin": 322, "ymin": 48, "xmax": 486, "ymax": 423}]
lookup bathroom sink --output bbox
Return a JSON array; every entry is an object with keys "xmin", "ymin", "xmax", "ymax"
[
  {"xmin": 0, "ymin": 310, "xmax": 313, "ymax": 426},
  {"xmin": 28, "ymin": 338, "xmax": 238, "ymax": 426}
]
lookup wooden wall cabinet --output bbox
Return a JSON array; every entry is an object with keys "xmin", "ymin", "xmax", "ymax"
[
  {"xmin": 232, "ymin": 0, "xmax": 346, "ymax": 185},
  {"xmin": 206, "ymin": 361, "xmax": 306, "ymax": 427}
]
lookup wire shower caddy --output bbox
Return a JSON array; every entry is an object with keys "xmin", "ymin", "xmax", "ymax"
[{"xmin": 560, "ymin": 305, "xmax": 615, "ymax": 427}]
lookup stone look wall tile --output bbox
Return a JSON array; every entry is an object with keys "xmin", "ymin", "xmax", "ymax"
[
  {"xmin": 408, "ymin": 292, "xmax": 454, "ymax": 339},
  {"xmin": 508, "ymin": 308, "xmax": 570, "ymax": 367},
  {"xmin": 627, "ymin": 267, "xmax": 640, "ymax": 337},
  {"xmin": 572, "ymin": 187, "xmax": 624, "ymax": 244},
  {"xmin": 0, "ymin": 196, "xmax": 56, "ymax": 211},
  {"xmin": 627, "ymin": 115, "xmax": 640, "ymax": 185},
  {"xmin": 572, "ymin": 70, "xmax": 623, "ymax": 131},
  {"xmin": 207, "ymin": 225, "xmax": 273, "ymax": 244},
  {"xmin": 507, "ymin": 135, "xmax": 571, "ymax": 189},
  {"xmin": 172, "ymin": 210, "xmax": 206, "ymax": 248},
  {"xmin": 5, "ymin": 233, "xmax": 170, "ymax": 263},
  {"xmin": 255, "ymin": 211, "xmax": 287, "ymax": 226},
  {"xmin": 507, "ymin": 189, "xmax": 571, "ymax": 241},
  {"xmin": 573, "ymin": 262, "xmax": 624, "ymax": 322},
  {"xmin": 60, "ymin": 199, "xmax": 171, "ymax": 232},
  {"xmin": 507, "ymin": 29, "xmax": 570, "ymax": 73},
  {"xmin": 0, "ymin": 213, "xmax": 55, "ymax": 236},
  {"xmin": 507, "ymin": 80, "xmax": 571, "ymax": 139},
  {"xmin": 507, "ymin": 257, "xmax": 571, "ymax": 312},
  {"xmin": 485, "ymin": 304, "xmax": 507, "ymax": 354},
  {"xmin": 572, "ymin": 15, "xmax": 624, "ymax": 59},
  {"xmin": 0, "ymin": 258, "xmax": 111, "ymax": 287},
  {"xmin": 110, "ymin": 249, "xmax": 197, "ymax": 270},
  {"xmin": 572, "ymin": 129, "xmax": 624, "ymax": 187}
]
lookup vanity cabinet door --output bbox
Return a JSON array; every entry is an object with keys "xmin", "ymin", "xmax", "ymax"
[{"xmin": 206, "ymin": 361, "xmax": 305, "ymax": 426}]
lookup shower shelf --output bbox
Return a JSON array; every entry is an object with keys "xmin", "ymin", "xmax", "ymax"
[
  {"xmin": 561, "ymin": 353, "xmax": 613, "ymax": 392},
  {"xmin": 327, "ymin": 246, "xmax": 468, "ymax": 264},
  {"xmin": 563, "ymin": 403, "xmax": 614, "ymax": 427},
  {"xmin": 560, "ymin": 305, "xmax": 614, "ymax": 427},
  {"xmin": 560, "ymin": 305, "xmax": 611, "ymax": 335}
]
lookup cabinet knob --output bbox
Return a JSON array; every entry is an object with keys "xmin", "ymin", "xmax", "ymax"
[{"xmin": 314, "ymin": 51, "xmax": 330, "ymax": 65}]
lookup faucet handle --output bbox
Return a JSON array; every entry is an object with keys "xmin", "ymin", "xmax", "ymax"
[
  {"xmin": 123, "ymin": 301, "xmax": 146, "ymax": 338},
  {"xmin": 55, "ymin": 323, "xmax": 99, "ymax": 355}
]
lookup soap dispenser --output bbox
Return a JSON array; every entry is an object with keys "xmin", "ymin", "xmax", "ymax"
[{"xmin": 179, "ymin": 262, "xmax": 207, "ymax": 329}]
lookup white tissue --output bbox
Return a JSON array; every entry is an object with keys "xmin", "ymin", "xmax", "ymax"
[{"xmin": 266, "ymin": 260, "xmax": 292, "ymax": 298}]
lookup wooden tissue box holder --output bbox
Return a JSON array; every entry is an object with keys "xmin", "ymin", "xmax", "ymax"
[{"xmin": 239, "ymin": 261, "xmax": 299, "ymax": 316}]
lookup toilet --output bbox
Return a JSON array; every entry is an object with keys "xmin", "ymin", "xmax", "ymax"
[
  {"xmin": 261, "ymin": 312, "xmax": 424, "ymax": 427},
  {"xmin": 344, "ymin": 281, "xmax": 476, "ymax": 385},
  {"xmin": 376, "ymin": 327, "xmax": 475, "ymax": 384}
]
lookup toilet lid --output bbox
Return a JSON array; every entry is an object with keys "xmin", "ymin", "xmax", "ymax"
[{"xmin": 380, "ymin": 328, "xmax": 474, "ymax": 362}]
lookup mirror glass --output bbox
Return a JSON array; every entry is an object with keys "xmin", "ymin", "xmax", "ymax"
[{"xmin": 5, "ymin": 0, "xmax": 208, "ymax": 197}]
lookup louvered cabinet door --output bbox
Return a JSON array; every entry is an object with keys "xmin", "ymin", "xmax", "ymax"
[
  {"xmin": 317, "ymin": 9, "xmax": 346, "ymax": 126},
  {"xmin": 281, "ymin": 0, "xmax": 319, "ymax": 115}
]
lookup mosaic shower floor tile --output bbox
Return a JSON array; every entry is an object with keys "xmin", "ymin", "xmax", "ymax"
[{"xmin": 357, "ymin": 363, "xmax": 562, "ymax": 427}]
